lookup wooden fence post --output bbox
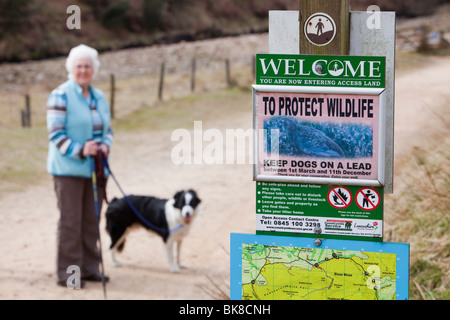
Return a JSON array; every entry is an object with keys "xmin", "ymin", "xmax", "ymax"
[
  {"xmin": 158, "ymin": 62, "xmax": 165, "ymax": 100},
  {"xmin": 299, "ymin": 0, "xmax": 349, "ymax": 55},
  {"xmin": 21, "ymin": 94, "xmax": 31, "ymax": 127},
  {"xmin": 225, "ymin": 59, "xmax": 231, "ymax": 87},
  {"xmin": 21, "ymin": 110, "xmax": 27, "ymax": 127},
  {"xmin": 191, "ymin": 58, "xmax": 196, "ymax": 92},
  {"xmin": 110, "ymin": 74, "xmax": 115, "ymax": 119}
]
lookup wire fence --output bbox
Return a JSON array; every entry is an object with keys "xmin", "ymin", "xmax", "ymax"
[{"xmin": 0, "ymin": 53, "xmax": 257, "ymax": 128}]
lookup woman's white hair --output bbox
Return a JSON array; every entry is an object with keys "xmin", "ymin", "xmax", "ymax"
[{"xmin": 65, "ymin": 44, "xmax": 101, "ymax": 80}]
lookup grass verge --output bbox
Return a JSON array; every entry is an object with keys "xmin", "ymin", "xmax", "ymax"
[
  {"xmin": 0, "ymin": 126, "xmax": 49, "ymax": 196},
  {"xmin": 385, "ymin": 136, "xmax": 450, "ymax": 300},
  {"xmin": 113, "ymin": 86, "xmax": 252, "ymax": 132}
]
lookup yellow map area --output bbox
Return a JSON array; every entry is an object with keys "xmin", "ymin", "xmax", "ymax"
[{"xmin": 242, "ymin": 244, "xmax": 397, "ymax": 300}]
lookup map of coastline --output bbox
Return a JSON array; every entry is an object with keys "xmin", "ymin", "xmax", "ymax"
[{"xmin": 241, "ymin": 243, "xmax": 397, "ymax": 300}]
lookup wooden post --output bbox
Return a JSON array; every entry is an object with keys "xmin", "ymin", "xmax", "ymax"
[
  {"xmin": 299, "ymin": 0, "xmax": 349, "ymax": 55},
  {"xmin": 110, "ymin": 74, "xmax": 115, "ymax": 119},
  {"xmin": 191, "ymin": 58, "xmax": 196, "ymax": 92},
  {"xmin": 21, "ymin": 110, "xmax": 27, "ymax": 127},
  {"xmin": 22, "ymin": 94, "xmax": 31, "ymax": 127},
  {"xmin": 225, "ymin": 59, "xmax": 231, "ymax": 87},
  {"xmin": 252, "ymin": 56, "xmax": 256, "ymax": 79},
  {"xmin": 158, "ymin": 62, "xmax": 165, "ymax": 100}
]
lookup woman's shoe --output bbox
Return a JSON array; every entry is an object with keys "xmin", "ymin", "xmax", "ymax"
[{"xmin": 82, "ymin": 274, "xmax": 110, "ymax": 282}]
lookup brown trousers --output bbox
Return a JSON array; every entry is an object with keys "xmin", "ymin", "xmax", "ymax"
[{"xmin": 53, "ymin": 176, "xmax": 106, "ymax": 282}]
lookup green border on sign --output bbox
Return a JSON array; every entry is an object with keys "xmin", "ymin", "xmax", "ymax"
[
  {"xmin": 255, "ymin": 54, "xmax": 385, "ymax": 89},
  {"xmin": 256, "ymin": 182, "xmax": 383, "ymax": 242}
]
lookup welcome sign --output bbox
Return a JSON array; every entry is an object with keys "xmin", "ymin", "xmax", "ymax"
[{"xmin": 255, "ymin": 54, "xmax": 385, "ymax": 89}]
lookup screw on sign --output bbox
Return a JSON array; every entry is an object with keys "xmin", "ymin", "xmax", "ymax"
[
  {"xmin": 356, "ymin": 187, "xmax": 380, "ymax": 211},
  {"xmin": 327, "ymin": 186, "xmax": 351, "ymax": 209}
]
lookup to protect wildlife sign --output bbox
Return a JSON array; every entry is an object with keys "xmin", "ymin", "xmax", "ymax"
[
  {"xmin": 256, "ymin": 182, "xmax": 383, "ymax": 241},
  {"xmin": 253, "ymin": 89, "xmax": 386, "ymax": 187}
]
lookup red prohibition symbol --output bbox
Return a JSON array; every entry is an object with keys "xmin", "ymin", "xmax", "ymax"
[
  {"xmin": 327, "ymin": 186, "xmax": 352, "ymax": 209},
  {"xmin": 356, "ymin": 187, "xmax": 380, "ymax": 211}
]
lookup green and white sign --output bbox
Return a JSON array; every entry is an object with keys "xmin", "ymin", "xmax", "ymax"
[
  {"xmin": 256, "ymin": 181, "xmax": 383, "ymax": 241},
  {"xmin": 256, "ymin": 54, "xmax": 385, "ymax": 89}
]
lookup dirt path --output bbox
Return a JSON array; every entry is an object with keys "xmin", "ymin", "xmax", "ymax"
[
  {"xmin": 0, "ymin": 95, "xmax": 256, "ymax": 300},
  {"xmin": 1, "ymin": 44, "xmax": 449, "ymax": 299},
  {"xmin": 0, "ymin": 111, "xmax": 250, "ymax": 300}
]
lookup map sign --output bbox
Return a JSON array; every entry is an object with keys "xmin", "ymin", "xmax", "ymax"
[
  {"xmin": 256, "ymin": 182, "xmax": 383, "ymax": 241},
  {"xmin": 230, "ymin": 233, "xmax": 409, "ymax": 300}
]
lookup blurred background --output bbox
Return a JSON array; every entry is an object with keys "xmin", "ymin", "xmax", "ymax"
[{"xmin": 1, "ymin": 0, "xmax": 449, "ymax": 62}]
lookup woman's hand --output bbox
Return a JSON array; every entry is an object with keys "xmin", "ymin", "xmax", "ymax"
[
  {"xmin": 82, "ymin": 141, "xmax": 109, "ymax": 158},
  {"xmin": 82, "ymin": 140, "xmax": 98, "ymax": 157},
  {"xmin": 99, "ymin": 143, "xmax": 109, "ymax": 158}
]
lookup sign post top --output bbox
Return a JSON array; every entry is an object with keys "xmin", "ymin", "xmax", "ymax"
[{"xmin": 299, "ymin": 0, "xmax": 350, "ymax": 55}]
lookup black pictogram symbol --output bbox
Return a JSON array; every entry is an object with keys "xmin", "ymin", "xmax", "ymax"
[
  {"xmin": 356, "ymin": 188, "xmax": 380, "ymax": 211},
  {"xmin": 304, "ymin": 12, "xmax": 336, "ymax": 46},
  {"xmin": 327, "ymin": 186, "xmax": 352, "ymax": 209}
]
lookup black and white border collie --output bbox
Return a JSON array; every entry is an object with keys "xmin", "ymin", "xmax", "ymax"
[{"xmin": 105, "ymin": 190, "xmax": 201, "ymax": 273}]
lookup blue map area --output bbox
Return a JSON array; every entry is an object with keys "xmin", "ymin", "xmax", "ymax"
[{"xmin": 264, "ymin": 116, "xmax": 373, "ymax": 159}]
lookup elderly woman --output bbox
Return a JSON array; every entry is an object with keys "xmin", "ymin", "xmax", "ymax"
[{"xmin": 46, "ymin": 44, "xmax": 113, "ymax": 288}]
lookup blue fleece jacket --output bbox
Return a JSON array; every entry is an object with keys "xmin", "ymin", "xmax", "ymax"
[{"xmin": 46, "ymin": 79, "xmax": 113, "ymax": 178}]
